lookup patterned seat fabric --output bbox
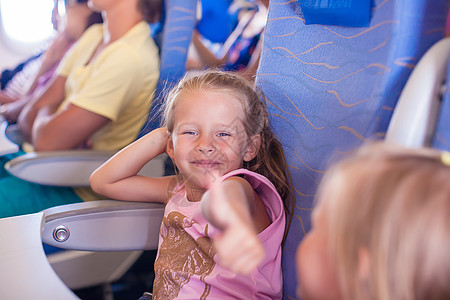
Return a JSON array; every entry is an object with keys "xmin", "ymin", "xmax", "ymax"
[{"xmin": 255, "ymin": 0, "xmax": 448, "ymax": 298}]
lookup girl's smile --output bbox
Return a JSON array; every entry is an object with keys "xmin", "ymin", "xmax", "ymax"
[{"xmin": 191, "ymin": 159, "xmax": 222, "ymax": 168}]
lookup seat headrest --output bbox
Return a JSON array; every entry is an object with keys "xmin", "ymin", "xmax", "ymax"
[{"xmin": 299, "ymin": 0, "xmax": 371, "ymax": 27}]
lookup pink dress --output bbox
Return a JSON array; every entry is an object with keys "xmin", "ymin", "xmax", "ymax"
[{"xmin": 152, "ymin": 169, "xmax": 285, "ymax": 299}]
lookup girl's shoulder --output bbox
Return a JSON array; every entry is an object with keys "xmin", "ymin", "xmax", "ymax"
[
  {"xmin": 221, "ymin": 169, "xmax": 282, "ymax": 211},
  {"xmin": 223, "ymin": 169, "xmax": 285, "ymax": 242},
  {"xmin": 222, "ymin": 169, "xmax": 275, "ymax": 191}
]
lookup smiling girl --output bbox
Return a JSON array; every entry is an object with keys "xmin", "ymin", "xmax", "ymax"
[{"xmin": 90, "ymin": 69, "xmax": 293, "ymax": 299}]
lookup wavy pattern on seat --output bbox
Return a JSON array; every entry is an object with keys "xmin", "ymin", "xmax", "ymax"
[{"xmin": 255, "ymin": 0, "xmax": 448, "ymax": 298}]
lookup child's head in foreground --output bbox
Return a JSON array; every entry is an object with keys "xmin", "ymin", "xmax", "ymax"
[
  {"xmin": 162, "ymin": 69, "xmax": 292, "ymax": 205},
  {"xmin": 296, "ymin": 142, "xmax": 450, "ymax": 300}
]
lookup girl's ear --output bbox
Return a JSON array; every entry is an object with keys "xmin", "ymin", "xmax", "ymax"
[
  {"xmin": 166, "ymin": 135, "xmax": 175, "ymax": 160},
  {"xmin": 243, "ymin": 134, "xmax": 261, "ymax": 162}
]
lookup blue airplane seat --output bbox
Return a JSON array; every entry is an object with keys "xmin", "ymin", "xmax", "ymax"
[
  {"xmin": 196, "ymin": 0, "xmax": 237, "ymax": 44},
  {"xmin": 139, "ymin": 0, "xmax": 197, "ymax": 136},
  {"xmin": 433, "ymin": 56, "xmax": 450, "ymax": 151},
  {"xmin": 254, "ymin": 0, "xmax": 448, "ymax": 298}
]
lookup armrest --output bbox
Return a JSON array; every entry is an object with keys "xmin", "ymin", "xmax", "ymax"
[
  {"xmin": 386, "ymin": 38, "xmax": 450, "ymax": 147},
  {"xmin": 42, "ymin": 200, "xmax": 165, "ymax": 251},
  {"xmin": 0, "ymin": 118, "xmax": 19, "ymax": 156},
  {"xmin": 4, "ymin": 151, "xmax": 168, "ymax": 186}
]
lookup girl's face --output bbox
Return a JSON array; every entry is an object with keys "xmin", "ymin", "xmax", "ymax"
[
  {"xmin": 167, "ymin": 90, "xmax": 259, "ymax": 190},
  {"xmin": 296, "ymin": 206, "xmax": 342, "ymax": 300}
]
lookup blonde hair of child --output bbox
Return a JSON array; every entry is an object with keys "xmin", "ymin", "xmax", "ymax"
[
  {"xmin": 161, "ymin": 69, "xmax": 294, "ymax": 233},
  {"xmin": 315, "ymin": 142, "xmax": 450, "ymax": 300}
]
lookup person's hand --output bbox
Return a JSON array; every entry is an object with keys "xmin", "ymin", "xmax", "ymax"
[
  {"xmin": 0, "ymin": 101, "xmax": 21, "ymax": 123},
  {"xmin": 214, "ymin": 216, "xmax": 265, "ymax": 275},
  {"xmin": 207, "ymin": 180, "xmax": 265, "ymax": 275},
  {"xmin": 151, "ymin": 127, "xmax": 170, "ymax": 155}
]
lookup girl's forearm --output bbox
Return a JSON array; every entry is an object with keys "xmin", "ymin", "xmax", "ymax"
[{"xmin": 89, "ymin": 128, "xmax": 169, "ymax": 193}]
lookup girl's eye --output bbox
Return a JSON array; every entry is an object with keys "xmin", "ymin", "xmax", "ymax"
[
  {"xmin": 217, "ymin": 132, "xmax": 231, "ymax": 137},
  {"xmin": 182, "ymin": 131, "xmax": 197, "ymax": 135}
]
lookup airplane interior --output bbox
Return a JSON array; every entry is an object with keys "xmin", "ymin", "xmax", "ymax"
[{"xmin": 0, "ymin": 0, "xmax": 449, "ymax": 299}]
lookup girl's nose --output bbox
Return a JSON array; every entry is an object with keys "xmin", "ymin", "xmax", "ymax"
[{"xmin": 196, "ymin": 136, "xmax": 215, "ymax": 153}]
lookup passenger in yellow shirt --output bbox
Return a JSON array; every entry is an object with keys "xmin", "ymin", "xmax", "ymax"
[{"xmin": 0, "ymin": 0, "xmax": 162, "ymax": 218}]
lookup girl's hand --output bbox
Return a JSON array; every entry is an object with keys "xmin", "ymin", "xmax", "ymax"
[
  {"xmin": 151, "ymin": 127, "xmax": 170, "ymax": 155},
  {"xmin": 203, "ymin": 179, "xmax": 265, "ymax": 275},
  {"xmin": 214, "ymin": 216, "xmax": 265, "ymax": 275}
]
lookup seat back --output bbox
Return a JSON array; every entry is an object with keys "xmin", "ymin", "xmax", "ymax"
[
  {"xmin": 139, "ymin": 0, "xmax": 197, "ymax": 136},
  {"xmin": 255, "ymin": 0, "xmax": 448, "ymax": 298},
  {"xmin": 196, "ymin": 0, "xmax": 237, "ymax": 44}
]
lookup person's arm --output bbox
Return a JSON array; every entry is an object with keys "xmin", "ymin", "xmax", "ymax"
[
  {"xmin": 16, "ymin": 75, "xmax": 66, "ymax": 142},
  {"xmin": 17, "ymin": 75, "xmax": 107, "ymax": 152},
  {"xmin": 0, "ymin": 70, "xmax": 57, "ymax": 124},
  {"xmin": 0, "ymin": 91, "xmax": 18, "ymax": 104},
  {"xmin": 25, "ymin": 34, "xmax": 72, "ymax": 95},
  {"xmin": 32, "ymin": 103, "xmax": 109, "ymax": 151},
  {"xmin": 201, "ymin": 176, "xmax": 268, "ymax": 274},
  {"xmin": 0, "ymin": 94, "xmax": 30, "ymax": 122},
  {"xmin": 90, "ymin": 127, "xmax": 174, "ymax": 204},
  {"xmin": 0, "ymin": 35, "xmax": 71, "ymax": 113}
]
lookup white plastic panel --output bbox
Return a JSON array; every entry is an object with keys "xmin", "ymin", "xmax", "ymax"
[
  {"xmin": 386, "ymin": 38, "xmax": 450, "ymax": 147},
  {"xmin": 0, "ymin": 213, "xmax": 78, "ymax": 299},
  {"xmin": 48, "ymin": 250, "xmax": 143, "ymax": 290}
]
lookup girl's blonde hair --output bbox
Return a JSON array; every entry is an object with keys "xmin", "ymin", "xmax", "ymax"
[
  {"xmin": 162, "ymin": 69, "xmax": 294, "ymax": 234},
  {"xmin": 316, "ymin": 142, "xmax": 450, "ymax": 300}
]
